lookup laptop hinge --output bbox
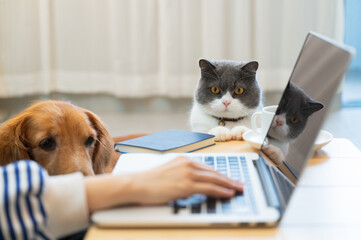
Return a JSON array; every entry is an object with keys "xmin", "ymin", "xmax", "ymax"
[{"xmin": 253, "ymin": 158, "xmax": 281, "ymax": 211}]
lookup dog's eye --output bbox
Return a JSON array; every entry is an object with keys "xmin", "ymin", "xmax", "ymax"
[
  {"xmin": 85, "ymin": 136, "xmax": 95, "ymax": 147},
  {"xmin": 39, "ymin": 138, "xmax": 56, "ymax": 151}
]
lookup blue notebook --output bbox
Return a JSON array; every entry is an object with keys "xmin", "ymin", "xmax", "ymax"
[{"xmin": 114, "ymin": 129, "xmax": 215, "ymax": 153}]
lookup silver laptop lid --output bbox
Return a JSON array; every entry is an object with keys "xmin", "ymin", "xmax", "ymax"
[{"xmin": 258, "ymin": 32, "xmax": 354, "ymax": 210}]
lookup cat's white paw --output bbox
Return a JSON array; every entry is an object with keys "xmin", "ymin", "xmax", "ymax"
[
  {"xmin": 208, "ymin": 126, "xmax": 232, "ymax": 142},
  {"xmin": 231, "ymin": 126, "xmax": 250, "ymax": 140}
]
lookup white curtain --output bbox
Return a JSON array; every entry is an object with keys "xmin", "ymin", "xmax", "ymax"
[{"xmin": 0, "ymin": 0, "xmax": 344, "ymax": 98}]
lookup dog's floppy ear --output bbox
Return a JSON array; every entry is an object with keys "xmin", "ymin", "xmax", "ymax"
[
  {"xmin": 82, "ymin": 109, "xmax": 114, "ymax": 174},
  {"xmin": 0, "ymin": 114, "xmax": 31, "ymax": 165}
]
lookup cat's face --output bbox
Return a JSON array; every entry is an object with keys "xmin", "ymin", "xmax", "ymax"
[
  {"xmin": 268, "ymin": 82, "xmax": 324, "ymax": 142},
  {"xmin": 195, "ymin": 59, "xmax": 261, "ymax": 119}
]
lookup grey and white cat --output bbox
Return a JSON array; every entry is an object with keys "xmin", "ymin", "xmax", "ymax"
[
  {"xmin": 266, "ymin": 82, "xmax": 324, "ymax": 158},
  {"xmin": 190, "ymin": 59, "xmax": 262, "ymax": 141}
]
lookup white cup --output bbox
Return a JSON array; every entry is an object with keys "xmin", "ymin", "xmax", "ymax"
[{"xmin": 251, "ymin": 105, "xmax": 278, "ymax": 140}]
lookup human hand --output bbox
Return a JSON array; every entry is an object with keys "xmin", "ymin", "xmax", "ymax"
[{"xmin": 128, "ymin": 156, "xmax": 243, "ymax": 205}]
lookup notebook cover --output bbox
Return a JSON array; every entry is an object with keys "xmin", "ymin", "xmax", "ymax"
[{"xmin": 114, "ymin": 129, "xmax": 215, "ymax": 152}]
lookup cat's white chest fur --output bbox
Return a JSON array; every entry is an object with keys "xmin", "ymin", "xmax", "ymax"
[{"xmin": 190, "ymin": 100, "xmax": 257, "ymax": 141}]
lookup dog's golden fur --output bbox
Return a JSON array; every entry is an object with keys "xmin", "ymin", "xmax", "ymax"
[{"xmin": 0, "ymin": 100, "xmax": 118, "ymax": 176}]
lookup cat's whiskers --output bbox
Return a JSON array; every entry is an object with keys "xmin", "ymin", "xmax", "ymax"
[
  {"xmin": 209, "ymin": 101, "xmax": 247, "ymax": 117},
  {"xmin": 270, "ymin": 124, "xmax": 290, "ymax": 140}
]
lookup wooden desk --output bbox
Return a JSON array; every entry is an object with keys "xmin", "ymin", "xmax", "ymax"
[{"xmin": 85, "ymin": 138, "xmax": 361, "ymax": 240}]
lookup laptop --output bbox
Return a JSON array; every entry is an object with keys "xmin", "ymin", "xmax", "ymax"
[{"xmin": 92, "ymin": 32, "xmax": 354, "ymax": 227}]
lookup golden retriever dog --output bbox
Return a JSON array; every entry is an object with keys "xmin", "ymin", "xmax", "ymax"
[{"xmin": 0, "ymin": 100, "xmax": 120, "ymax": 175}]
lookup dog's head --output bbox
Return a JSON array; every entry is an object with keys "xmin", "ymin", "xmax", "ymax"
[{"xmin": 0, "ymin": 100, "xmax": 114, "ymax": 175}]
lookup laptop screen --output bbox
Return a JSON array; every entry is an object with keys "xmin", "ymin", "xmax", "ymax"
[{"xmin": 259, "ymin": 32, "xmax": 353, "ymax": 206}]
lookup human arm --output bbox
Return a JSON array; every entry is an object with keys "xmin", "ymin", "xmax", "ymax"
[
  {"xmin": 0, "ymin": 160, "xmax": 53, "ymax": 239},
  {"xmin": 0, "ymin": 160, "xmax": 90, "ymax": 239},
  {"xmin": 1, "ymin": 156, "xmax": 243, "ymax": 239},
  {"xmin": 85, "ymin": 155, "xmax": 243, "ymax": 213}
]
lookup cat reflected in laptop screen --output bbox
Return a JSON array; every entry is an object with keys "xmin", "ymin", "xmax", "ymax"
[{"xmin": 261, "ymin": 82, "xmax": 324, "ymax": 183}]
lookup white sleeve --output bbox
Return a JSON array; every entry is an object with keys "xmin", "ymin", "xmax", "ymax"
[
  {"xmin": 0, "ymin": 160, "xmax": 90, "ymax": 240},
  {"xmin": 44, "ymin": 172, "xmax": 89, "ymax": 239},
  {"xmin": 0, "ymin": 160, "xmax": 52, "ymax": 240}
]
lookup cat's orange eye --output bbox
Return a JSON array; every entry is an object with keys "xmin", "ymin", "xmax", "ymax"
[
  {"xmin": 234, "ymin": 87, "xmax": 244, "ymax": 95},
  {"xmin": 289, "ymin": 116, "xmax": 299, "ymax": 124},
  {"xmin": 210, "ymin": 86, "xmax": 220, "ymax": 94}
]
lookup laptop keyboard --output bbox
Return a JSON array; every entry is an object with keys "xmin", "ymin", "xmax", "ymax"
[{"xmin": 172, "ymin": 155, "xmax": 257, "ymax": 215}]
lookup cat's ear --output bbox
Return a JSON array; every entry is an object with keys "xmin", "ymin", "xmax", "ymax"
[
  {"xmin": 307, "ymin": 100, "xmax": 324, "ymax": 114},
  {"xmin": 199, "ymin": 59, "xmax": 216, "ymax": 72},
  {"xmin": 241, "ymin": 61, "xmax": 259, "ymax": 74}
]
